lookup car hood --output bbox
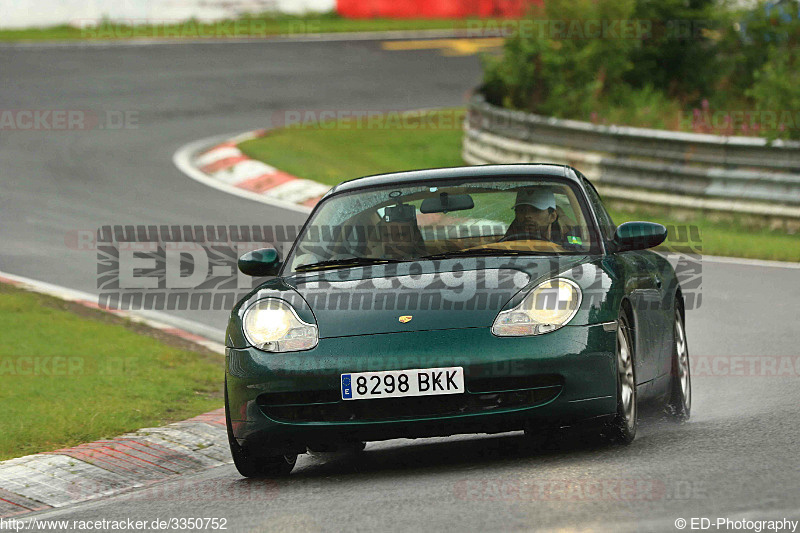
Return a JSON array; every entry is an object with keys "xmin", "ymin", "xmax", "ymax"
[{"xmin": 284, "ymin": 256, "xmax": 590, "ymax": 338}]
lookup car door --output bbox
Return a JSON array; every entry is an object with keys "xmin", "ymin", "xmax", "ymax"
[
  {"xmin": 580, "ymin": 176, "xmax": 661, "ymax": 388},
  {"xmin": 640, "ymin": 250, "xmax": 679, "ymax": 380},
  {"xmin": 626, "ymin": 250, "xmax": 664, "ymax": 386}
]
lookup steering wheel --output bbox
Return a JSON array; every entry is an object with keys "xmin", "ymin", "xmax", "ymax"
[{"xmin": 498, "ymin": 231, "xmax": 552, "ymax": 243}]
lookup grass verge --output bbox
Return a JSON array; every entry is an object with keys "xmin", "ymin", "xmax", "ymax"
[
  {"xmin": 239, "ymin": 109, "xmax": 466, "ymax": 187},
  {"xmin": 238, "ymin": 108, "xmax": 800, "ymax": 262},
  {"xmin": 0, "ymin": 13, "xmax": 492, "ymax": 42},
  {"xmin": 0, "ymin": 283, "xmax": 222, "ymax": 460}
]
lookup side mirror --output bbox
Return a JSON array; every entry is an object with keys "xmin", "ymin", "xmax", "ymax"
[
  {"xmin": 612, "ymin": 221, "xmax": 667, "ymax": 252},
  {"xmin": 238, "ymin": 248, "xmax": 281, "ymax": 277}
]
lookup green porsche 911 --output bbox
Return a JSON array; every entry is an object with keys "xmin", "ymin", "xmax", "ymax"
[{"xmin": 225, "ymin": 164, "xmax": 692, "ymax": 477}]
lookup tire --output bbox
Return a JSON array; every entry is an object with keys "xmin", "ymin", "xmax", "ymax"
[
  {"xmin": 666, "ymin": 302, "xmax": 691, "ymax": 421},
  {"xmin": 607, "ymin": 312, "xmax": 637, "ymax": 444},
  {"xmin": 225, "ymin": 378, "xmax": 296, "ymax": 478}
]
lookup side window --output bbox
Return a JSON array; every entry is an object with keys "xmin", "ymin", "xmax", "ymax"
[{"xmin": 582, "ymin": 178, "xmax": 616, "ymax": 241}]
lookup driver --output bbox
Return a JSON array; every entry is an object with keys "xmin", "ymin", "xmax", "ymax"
[{"xmin": 504, "ymin": 188, "xmax": 565, "ymax": 243}]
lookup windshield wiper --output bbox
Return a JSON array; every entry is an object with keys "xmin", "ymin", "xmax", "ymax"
[
  {"xmin": 297, "ymin": 249, "xmax": 556, "ymax": 271},
  {"xmin": 295, "ymin": 257, "xmax": 404, "ymax": 272},
  {"xmin": 417, "ymin": 249, "xmax": 554, "ymax": 260}
]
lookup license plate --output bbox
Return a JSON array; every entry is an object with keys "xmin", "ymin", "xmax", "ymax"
[{"xmin": 341, "ymin": 367, "xmax": 465, "ymax": 400}]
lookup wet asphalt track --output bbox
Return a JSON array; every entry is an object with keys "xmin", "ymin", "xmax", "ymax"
[{"xmin": 1, "ymin": 38, "xmax": 799, "ymax": 532}]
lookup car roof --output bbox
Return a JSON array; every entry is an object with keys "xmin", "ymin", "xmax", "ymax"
[{"xmin": 326, "ymin": 164, "xmax": 577, "ymax": 197}]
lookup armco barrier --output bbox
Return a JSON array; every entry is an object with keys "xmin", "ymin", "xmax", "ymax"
[{"xmin": 463, "ymin": 95, "xmax": 800, "ymax": 223}]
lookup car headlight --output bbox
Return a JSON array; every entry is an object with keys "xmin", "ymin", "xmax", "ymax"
[
  {"xmin": 242, "ymin": 298, "xmax": 318, "ymax": 352},
  {"xmin": 492, "ymin": 278, "xmax": 582, "ymax": 336}
]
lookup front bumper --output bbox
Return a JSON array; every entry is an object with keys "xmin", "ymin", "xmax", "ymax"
[{"xmin": 226, "ymin": 324, "xmax": 617, "ymax": 454}]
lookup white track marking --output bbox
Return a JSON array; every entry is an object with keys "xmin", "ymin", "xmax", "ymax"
[{"xmin": 172, "ymin": 133, "xmax": 312, "ymax": 215}]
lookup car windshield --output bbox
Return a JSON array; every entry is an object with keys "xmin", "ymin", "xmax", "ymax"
[{"xmin": 285, "ymin": 177, "xmax": 599, "ymax": 273}]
